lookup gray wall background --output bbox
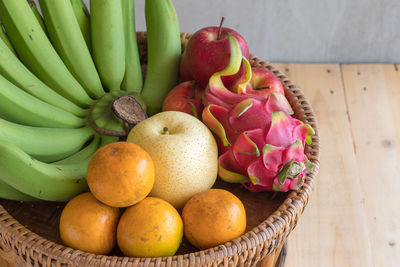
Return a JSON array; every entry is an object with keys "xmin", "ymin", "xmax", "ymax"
[{"xmin": 36, "ymin": 0, "xmax": 400, "ymax": 63}]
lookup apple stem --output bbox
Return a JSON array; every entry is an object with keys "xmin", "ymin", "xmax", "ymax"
[
  {"xmin": 257, "ymin": 86, "xmax": 272, "ymax": 90},
  {"xmin": 217, "ymin": 17, "xmax": 225, "ymax": 40},
  {"xmin": 162, "ymin": 127, "xmax": 169, "ymax": 135}
]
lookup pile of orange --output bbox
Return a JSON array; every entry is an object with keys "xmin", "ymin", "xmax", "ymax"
[{"xmin": 59, "ymin": 141, "xmax": 247, "ymax": 257}]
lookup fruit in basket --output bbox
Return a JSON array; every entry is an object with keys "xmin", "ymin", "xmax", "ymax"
[
  {"xmin": 217, "ymin": 112, "xmax": 314, "ymax": 191},
  {"xmin": 182, "ymin": 189, "xmax": 246, "ymax": 249},
  {"xmin": 0, "ymin": 21, "xmax": 16, "ymax": 55},
  {"xmin": 202, "ymin": 35, "xmax": 288, "ymax": 109},
  {"xmin": 203, "ymin": 92, "xmax": 295, "ymax": 154},
  {"xmin": 0, "ymin": 65, "xmax": 85, "ymax": 129},
  {"xmin": 0, "ymin": 32, "xmax": 86, "ymax": 117},
  {"xmin": 231, "ymin": 67, "xmax": 285, "ymax": 98},
  {"xmin": 141, "ymin": 0, "xmax": 181, "ymax": 115},
  {"xmin": 202, "ymin": 34, "xmax": 314, "ymax": 191},
  {"xmin": 127, "ymin": 111, "xmax": 218, "ymax": 209},
  {"xmin": 0, "ymin": 0, "xmax": 93, "ymax": 107},
  {"xmin": 163, "ymin": 49, "xmax": 285, "ymax": 120},
  {"xmin": 86, "ymin": 142, "xmax": 155, "ymax": 207},
  {"xmin": 39, "ymin": 0, "xmax": 104, "ymax": 99},
  {"xmin": 28, "ymin": 0, "xmax": 47, "ymax": 35},
  {"xmin": 180, "ymin": 25, "xmax": 249, "ymax": 88},
  {"xmin": 0, "ymin": 0, "xmax": 164, "ymax": 202},
  {"xmin": 0, "ymin": 179, "xmax": 39, "ymax": 202},
  {"xmin": 70, "ymin": 0, "xmax": 91, "ymax": 49},
  {"xmin": 91, "ymin": 0, "xmax": 126, "ymax": 92},
  {"xmin": 0, "ymin": 117, "xmax": 93, "ymax": 162},
  {"xmin": 121, "ymin": 0, "xmax": 143, "ymax": 93},
  {"xmin": 162, "ymin": 80, "xmax": 205, "ymax": 118},
  {"xmin": 0, "ymin": 139, "xmax": 97, "ymax": 201},
  {"xmin": 117, "ymin": 197, "xmax": 183, "ymax": 257},
  {"xmin": 59, "ymin": 192, "xmax": 120, "ymax": 255}
]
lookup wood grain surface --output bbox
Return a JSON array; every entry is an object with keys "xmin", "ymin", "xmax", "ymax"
[
  {"xmin": 2, "ymin": 64, "xmax": 398, "ymax": 267},
  {"xmin": 269, "ymin": 63, "xmax": 399, "ymax": 267}
]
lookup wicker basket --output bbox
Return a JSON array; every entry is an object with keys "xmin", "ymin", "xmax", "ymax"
[{"xmin": 0, "ymin": 33, "xmax": 320, "ymax": 267}]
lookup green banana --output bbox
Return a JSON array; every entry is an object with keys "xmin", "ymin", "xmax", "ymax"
[
  {"xmin": 0, "ymin": 141, "xmax": 89, "ymax": 201},
  {"xmin": 27, "ymin": 0, "xmax": 47, "ymax": 35},
  {"xmin": 0, "ymin": 136, "xmax": 101, "ymax": 201},
  {"xmin": 39, "ymin": 0, "xmax": 104, "ymax": 99},
  {"xmin": 0, "ymin": 179, "xmax": 40, "ymax": 201},
  {"xmin": 0, "ymin": 74, "xmax": 85, "ymax": 128},
  {"xmin": 0, "ymin": 118, "xmax": 94, "ymax": 162},
  {"xmin": 53, "ymin": 135, "xmax": 100, "ymax": 165},
  {"xmin": 0, "ymin": 23, "xmax": 16, "ymax": 55},
  {"xmin": 91, "ymin": 0, "xmax": 126, "ymax": 91},
  {"xmin": 0, "ymin": 0, "xmax": 94, "ymax": 108},
  {"xmin": 141, "ymin": 0, "xmax": 181, "ymax": 115},
  {"xmin": 121, "ymin": 0, "xmax": 143, "ymax": 93},
  {"xmin": 0, "ymin": 37, "xmax": 87, "ymax": 117},
  {"xmin": 70, "ymin": 0, "xmax": 91, "ymax": 51}
]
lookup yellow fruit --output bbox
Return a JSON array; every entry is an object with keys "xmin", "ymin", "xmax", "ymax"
[
  {"xmin": 127, "ymin": 111, "xmax": 218, "ymax": 209},
  {"xmin": 59, "ymin": 192, "xmax": 120, "ymax": 255},
  {"xmin": 182, "ymin": 189, "xmax": 246, "ymax": 249},
  {"xmin": 86, "ymin": 142, "xmax": 155, "ymax": 207},
  {"xmin": 117, "ymin": 197, "xmax": 183, "ymax": 257}
]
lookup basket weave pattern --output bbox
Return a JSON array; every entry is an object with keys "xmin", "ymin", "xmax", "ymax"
[{"xmin": 0, "ymin": 32, "xmax": 320, "ymax": 267}]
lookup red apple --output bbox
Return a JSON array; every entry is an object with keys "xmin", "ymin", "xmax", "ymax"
[
  {"xmin": 162, "ymin": 81, "xmax": 205, "ymax": 118},
  {"xmin": 180, "ymin": 26, "xmax": 249, "ymax": 88},
  {"xmin": 229, "ymin": 67, "xmax": 284, "ymax": 98},
  {"xmin": 246, "ymin": 68, "xmax": 284, "ymax": 97}
]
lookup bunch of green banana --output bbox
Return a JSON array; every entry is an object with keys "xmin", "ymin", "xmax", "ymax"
[
  {"xmin": 0, "ymin": 118, "xmax": 93, "ymax": 162},
  {"xmin": 0, "ymin": 74, "xmax": 85, "ymax": 128},
  {"xmin": 0, "ymin": 0, "xmax": 182, "ymax": 202},
  {"xmin": 0, "ymin": 140, "xmax": 93, "ymax": 201},
  {"xmin": 0, "ymin": 0, "xmax": 93, "ymax": 107},
  {"xmin": 39, "ymin": 0, "xmax": 104, "ymax": 99},
  {"xmin": 0, "ymin": 35, "xmax": 87, "ymax": 117}
]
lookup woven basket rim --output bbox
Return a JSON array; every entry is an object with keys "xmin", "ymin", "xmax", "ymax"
[{"xmin": 0, "ymin": 32, "xmax": 320, "ymax": 266}]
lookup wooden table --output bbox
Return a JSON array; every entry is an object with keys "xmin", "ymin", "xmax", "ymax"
[
  {"xmin": 264, "ymin": 63, "xmax": 400, "ymax": 267},
  {"xmin": 2, "ymin": 63, "xmax": 399, "ymax": 267}
]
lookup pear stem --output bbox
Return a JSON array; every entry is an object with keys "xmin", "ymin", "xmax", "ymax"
[
  {"xmin": 162, "ymin": 127, "xmax": 169, "ymax": 135},
  {"xmin": 217, "ymin": 17, "xmax": 225, "ymax": 40}
]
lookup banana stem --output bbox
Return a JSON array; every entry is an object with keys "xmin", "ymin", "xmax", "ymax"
[
  {"xmin": 112, "ymin": 95, "xmax": 147, "ymax": 128},
  {"xmin": 88, "ymin": 98, "xmax": 127, "ymax": 137}
]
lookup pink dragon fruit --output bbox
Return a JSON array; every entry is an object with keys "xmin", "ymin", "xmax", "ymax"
[
  {"xmin": 201, "ymin": 34, "xmax": 314, "ymax": 192},
  {"xmin": 213, "ymin": 109, "xmax": 314, "ymax": 192}
]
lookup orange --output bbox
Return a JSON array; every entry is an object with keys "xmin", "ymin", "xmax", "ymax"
[
  {"xmin": 182, "ymin": 189, "xmax": 246, "ymax": 249},
  {"xmin": 59, "ymin": 192, "xmax": 120, "ymax": 255},
  {"xmin": 86, "ymin": 142, "xmax": 155, "ymax": 207},
  {"xmin": 116, "ymin": 197, "xmax": 183, "ymax": 257}
]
